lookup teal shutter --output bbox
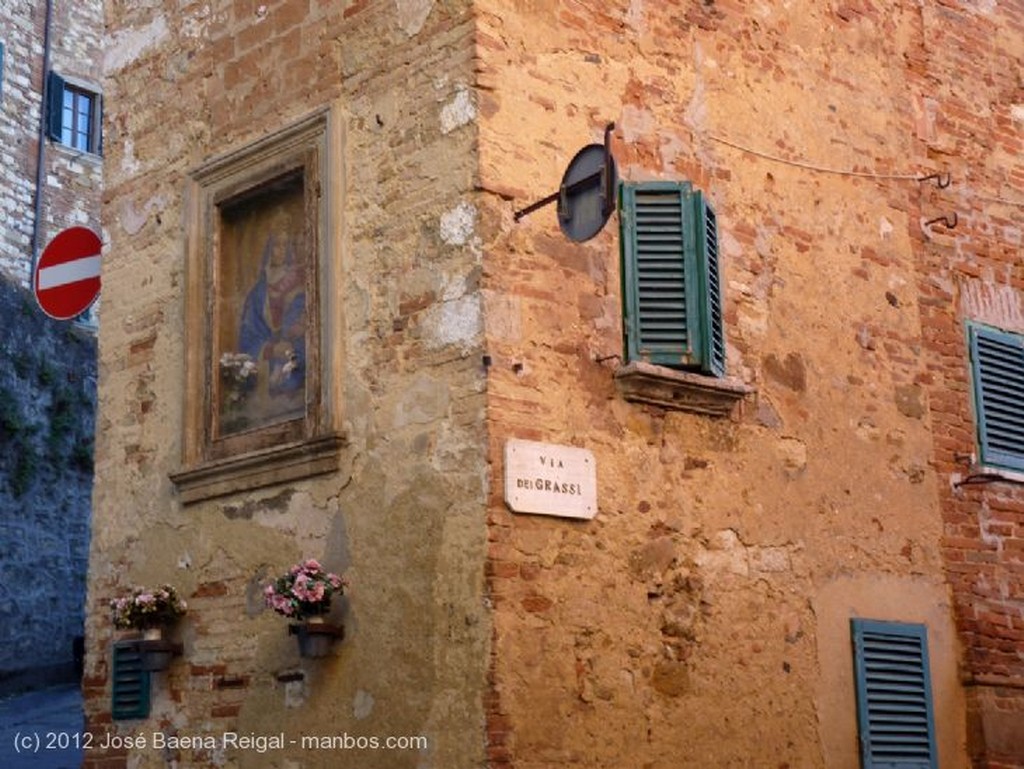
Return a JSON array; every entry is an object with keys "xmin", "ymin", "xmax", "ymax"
[
  {"xmin": 851, "ymin": 620, "xmax": 938, "ymax": 769},
  {"xmin": 112, "ymin": 641, "xmax": 151, "ymax": 720},
  {"xmin": 46, "ymin": 71, "xmax": 65, "ymax": 141},
  {"xmin": 968, "ymin": 322, "xmax": 1024, "ymax": 472},
  {"xmin": 620, "ymin": 181, "xmax": 725, "ymax": 375},
  {"xmin": 690, "ymin": 190, "xmax": 725, "ymax": 377}
]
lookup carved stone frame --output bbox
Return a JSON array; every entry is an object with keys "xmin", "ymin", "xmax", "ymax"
[{"xmin": 172, "ymin": 106, "xmax": 346, "ymax": 503}]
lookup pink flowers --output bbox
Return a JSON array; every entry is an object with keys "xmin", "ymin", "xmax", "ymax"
[
  {"xmin": 264, "ymin": 559, "xmax": 347, "ymax": 621},
  {"xmin": 110, "ymin": 584, "xmax": 187, "ymax": 630}
]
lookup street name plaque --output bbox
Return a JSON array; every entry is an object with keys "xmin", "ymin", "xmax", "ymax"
[{"xmin": 504, "ymin": 438, "xmax": 597, "ymax": 519}]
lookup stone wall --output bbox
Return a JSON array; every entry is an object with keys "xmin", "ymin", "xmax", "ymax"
[
  {"xmin": 0, "ymin": 0, "xmax": 102, "ymax": 289},
  {"xmin": 0, "ymin": 274, "xmax": 96, "ymax": 693},
  {"xmin": 476, "ymin": 2, "xmax": 981, "ymax": 767},
  {"xmin": 85, "ymin": 2, "xmax": 488, "ymax": 768}
]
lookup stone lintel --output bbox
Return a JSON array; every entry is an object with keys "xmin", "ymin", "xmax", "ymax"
[
  {"xmin": 614, "ymin": 361, "xmax": 752, "ymax": 417},
  {"xmin": 170, "ymin": 433, "xmax": 347, "ymax": 504}
]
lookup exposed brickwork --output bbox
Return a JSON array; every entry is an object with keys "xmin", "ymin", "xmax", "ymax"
[
  {"xmin": 476, "ymin": 2, "xmax": 1016, "ymax": 768},
  {"xmin": 907, "ymin": 4, "xmax": 1024, "ymax": 767}
]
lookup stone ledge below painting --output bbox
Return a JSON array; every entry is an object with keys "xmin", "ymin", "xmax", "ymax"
[
  {"xmin": 614, "ymin": 361, "xmax": 753, "ymax": 417},
  {"xmin": 170, "ymin": 433, "xmax": 348, "ymax": 504}
]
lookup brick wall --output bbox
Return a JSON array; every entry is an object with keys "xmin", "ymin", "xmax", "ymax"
[
  {"xmin": 475, "ymin": 1, "xmax": 1012, "ymax": 767},
  {"xmin": 0, "ymin": 0, "xmax": 102, "ymax": 288},
  {"xmin": 909, "ymin": 3, "xmax": 1024, "ymax": 767}
]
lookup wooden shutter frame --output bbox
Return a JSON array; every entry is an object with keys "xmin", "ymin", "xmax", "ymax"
[
  {"xmin": 968, "ymin": 321, "xmax": 1024, "ymax": 473},
  {"xmin": 46, "ymin": 70, "xmax": 65, "ymax": 142},
  {"xmin": 850, "ymin": 619, "xmax": 938, "ymax": 769},
  {"xmin": 620, "ymin": 181, "xmax": 724, "ymax": 376},
  {"xmin": 111, "ymin": 641, "xmax": 151, "ymax": 720}
]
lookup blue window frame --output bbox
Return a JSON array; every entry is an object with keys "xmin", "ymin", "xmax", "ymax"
[
  {"xmin": 967, "ymin": 321, "xmax": 1024, "ymax": 472},
  {"xmin": 851, "ymin": 619, "xmax": 938, "ymax": 769}
]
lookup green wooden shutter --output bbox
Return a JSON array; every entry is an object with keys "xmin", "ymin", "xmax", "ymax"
[
  {"xmin": 968, "ymin": 322, "xmax": 1024, "ymax": 472},
  {"xmin": 620, "ymin": 181, "xmax": 724, "ymax": 375},
  {"xmin": 691, "ymin": 190, "xmax": 726, "ymax": 377},
  {"xmin": 851, "ymin": 619, "xmax": 938, "ymax": 769},
  {"xmin": 46, "ymin": 71, "xmax": 65, "ymax": 142},
  {"xmin": 112, "ymin": 641, "xmax": 151, "ymax": 720}
]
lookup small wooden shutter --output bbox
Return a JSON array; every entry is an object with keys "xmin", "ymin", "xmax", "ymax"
[
  {"xmin": 851, "ymin": 620, "xmax": 938, "ymax": 769},
  {"xmin": 111, "ymin": 641, "xmax": 150, "ymax": 720},
  {"xmin": 969, "ymin": 323, "xmax": 1024, "ymax": 472},
  {"xmin": 691, "ymin": 190, "xmax": 726, "ymax": 377},
  {"xmin": 620, "ymin": 181, "xmax": 724, "ymax": 375},
  {"xmin": 46, "ymin": 71, "xmax": 65, "ymax": 142}
]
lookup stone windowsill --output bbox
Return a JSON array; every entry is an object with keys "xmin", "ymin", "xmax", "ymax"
[
  {"xmin": 170, "ymin": 433, "xmax": 347, "ymax": 504},
  {"xmin": 614, "ymin": 361, "xmax": 753, "ymax": 417}
]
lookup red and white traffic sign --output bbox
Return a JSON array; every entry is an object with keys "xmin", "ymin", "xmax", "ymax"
[{"xmin": 34, "ymin": 226, "xmax": 102, "ymax": 320}]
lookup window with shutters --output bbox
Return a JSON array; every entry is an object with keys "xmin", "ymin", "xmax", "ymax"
[
  {"xmin": 967, "ymin": 322, "xmax": 1024, "ymax": 473},
  {"xmin": 614, "ymin": 181, "xmax": 750, "ymax": 416},
  {"xmin": 47, "ymin": 72, "xmax": 102, "ymax": 155},
  {"xmin": 850, "ymin": 619, "xmax": 938, "ymax": 769}
]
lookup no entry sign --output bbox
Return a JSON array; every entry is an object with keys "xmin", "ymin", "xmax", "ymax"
[{"xmin": 34, "ymin": 227, "xmax": 102, "ymax": 320}]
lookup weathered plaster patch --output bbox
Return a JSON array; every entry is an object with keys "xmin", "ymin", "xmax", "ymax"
[
  {"xmin": 104, "ymin": 15, "xmax": 170, "ymax": 74},
  {"xmin": 879, "ymin": 215, "xmax": 894, "ymax": 239},
  {"xmin": 353, "ymin": 689, "xmax": 375, "ymax": 719},
  {"xmin": 181, "ymin": 5, "xmax": 212, "ymax": 38},
  {"xmin": 395, "ymin": 373, "xmax": 450, "ymax": 428},
  {"xmin": 396, "ymin": 0, "xmax": 434, "ymax": 37},
  {"xmin": 284, "ymin": 678, "xmax": 307, "ymax": 708},
  {"xmin": 426, "ymin": 294, "xmax": 481, "ymax": 349},
  {"xmin": 119, "ymin": 195, "xmax": 167, "ymax": 236},
  {"xmin": 120, "ymin": 137, "xmax": 141, "ymax": 176},
  {"xmin": 440, "ymin": 86, "xmax": 476, "ymax": 134},
  {"xmin": 440, "ymin": 201, "xmax": 476, "ymax": 246},
  {"xmin": 619, "ymin": 104, "xmax": 656, "ymax": 145},
  {"xmin": 625, "ymin": 0, "xmax": 645, "ymax": 33},
  {"xmin": 1012, "ymin": 104, "xmax": 1024, "ymax": 124}
]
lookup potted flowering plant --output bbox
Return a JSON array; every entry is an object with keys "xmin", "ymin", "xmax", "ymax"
[
  {"xmin": 111, "ymin": 584, "xmax": 188, "ymax": 632},
  {"xmin": 110, "ymin": 584, "xmax": 187, "ymax": 671},
  {"xmin": 264, "ymin": 559, "xmax": 347, "ymax": 657}
]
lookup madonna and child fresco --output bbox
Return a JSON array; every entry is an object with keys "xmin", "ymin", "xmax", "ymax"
[{"xmin": 217, "ymin": 178, "xmax": 307, "ymax": 436}]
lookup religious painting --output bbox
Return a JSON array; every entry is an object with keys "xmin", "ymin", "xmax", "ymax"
[
  {"xmin": 175, "ymin": 107, "xmax": 345, "ymax": 503},
  {"xmin": 215, "ymin": 172, "xmax": 307, "ymax": 438}
]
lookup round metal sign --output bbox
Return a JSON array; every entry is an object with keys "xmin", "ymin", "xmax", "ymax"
[
  {"xmin": 34, "ymin": 226, "xmax": 102, "ymax": 320},
  {"xmin": 557, "ymin": 143, "xmax": 618, "ymax": 242}
]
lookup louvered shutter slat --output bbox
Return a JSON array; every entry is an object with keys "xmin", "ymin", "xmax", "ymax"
[
  {"xmin": 852, "ymin": 620, "xmax": 938, "ymax": 769},
  {"xmin": 621, "ymin": 182, "xmax": 726, "ymax": 376},
  {"xmin": 112, "ymin": 641, "xmax": 151, "ymax": 720},
  {"xmin": 969, "ymin": 324, "xmax": 1024, "ymax": 472}
]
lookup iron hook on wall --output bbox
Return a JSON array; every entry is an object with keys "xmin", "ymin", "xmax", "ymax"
[
  {"xmin": 918, "ymin": 172, "xmax": 952, "ymax": 189},
  {"xmin": 924, "ymin": 212, "xmax": 958, "ymax": 229}
]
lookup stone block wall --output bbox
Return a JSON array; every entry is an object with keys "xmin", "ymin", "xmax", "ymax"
[
  {"xmin": 0, "ymin": 275, "xmax": 96, "ymax": 693},
  {"xmin": 85, "ymin": 2, "xmax": 488, "ymax": 768}
]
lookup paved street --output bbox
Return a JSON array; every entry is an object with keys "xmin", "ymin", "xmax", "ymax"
[{"xmin": 0, "ymin": 685, "xmax": 84, "ymax": 769}]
